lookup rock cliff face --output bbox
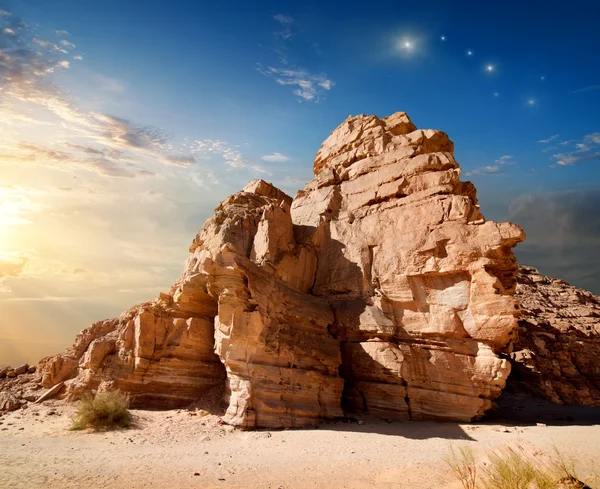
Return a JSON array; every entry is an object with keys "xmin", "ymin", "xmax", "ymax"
[
  {"xmin": 510, "ymin": 266, "xmax": 600, "ymax": 407},
  {"xmin": 4, "ymin": 112, "xmax": 528, "ymax": 427}
]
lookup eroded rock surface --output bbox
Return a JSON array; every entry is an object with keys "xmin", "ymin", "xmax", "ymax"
[
  {"xmin": 509, "ymin": 266, "xmax": 600, "ymax": 407},
  {"xmin": 2, "ymin": 112, "xmax": 528, "ymax": 426}
]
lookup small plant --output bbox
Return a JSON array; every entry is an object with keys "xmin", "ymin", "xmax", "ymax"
[
  {"xmin": 70, "ymin": 390, "xmax": 132, "ymax": 431},
  {"xmin": 481, "ymin": 448, "xmax": 554, "ymax": 489},
  {"xmin": 444, "ymin": 444, "xmax": 478, "ymax": 489}
]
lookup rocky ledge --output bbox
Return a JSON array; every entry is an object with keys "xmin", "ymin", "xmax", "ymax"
[{"xmin": 1, "ymin": 112, "xmax": 529, "ymax": 427}]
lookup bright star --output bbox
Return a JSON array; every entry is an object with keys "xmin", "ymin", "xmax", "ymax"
[
  {"xmin": 528, "ymin": 99, "xmax": 536, "ymax": 106},
  {"xmin": 441, "ymin": 35, "xmax": 446, "ymax": 41},
  {"xmin": 467, "ymin": 50, "xmax": 473, "ymax": 56},
  {"xmin": 541, "ymin": 75, "xmax": 546, "ymax": 81},
  {"xmin": 485, "ymin": 64, "xmax": 494, "ymax": 72}
]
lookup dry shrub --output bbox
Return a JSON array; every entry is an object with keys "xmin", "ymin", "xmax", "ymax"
[
  {"xmin": 446, "ymin": 445, "xmax": 598, "ymax": 489},
  {"xmin": 445, "ymin": 444, "xmax": 478, "ymax": 489},
  {"xmin": 70, "ymin": 391, "xmax": 132, "ymax": 431}
]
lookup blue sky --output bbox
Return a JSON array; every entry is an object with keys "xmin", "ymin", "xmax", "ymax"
[{"xmin": 1, "ymin": 0, "xmax": 599, "ymax": 364}]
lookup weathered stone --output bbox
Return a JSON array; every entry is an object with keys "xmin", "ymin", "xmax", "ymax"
[
  {"xmin": 508, "ymin": 266, "xmax": 600, "ymax": 407},
  {"xmin": 30, "ymin": 111, "xmax": 525, "ymax": 426},
  {"xmin": 14, "ymin": 364, "xmax": 29, "ymax": 375},
  {"xmin": 0, "ymin": 392, "xmax": 23, "ymax": 412},
  {"xmin": 0, "ymin": 366, "xmax": 9, "ymax": 379}
]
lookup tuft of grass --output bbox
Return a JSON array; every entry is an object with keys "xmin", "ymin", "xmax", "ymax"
[
  {"xmin": 481, "ymin": 448, "xmax": 554, "ymax": 489},
  {"xmin": 70, "ymin": 390, "xmax": 132, "ymax": 431},
  {"xmin": 446, "ymin": 445, "xmax": 598, "ymax": 489},
  {"xmin": 444, "ymin": 444, "xmax": 478, "ymax": 489}
]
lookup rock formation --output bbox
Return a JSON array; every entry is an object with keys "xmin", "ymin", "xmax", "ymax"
[
  {"xmin": 510, "ymin": 266, "xmax": 600, "ymax": 407},
  {"xmin": 0, "ymin": 112, "xmax": 528, "ymax": 427}
]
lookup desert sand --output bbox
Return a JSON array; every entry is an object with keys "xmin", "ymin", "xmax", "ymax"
[{"xmin": 1, "ymin": 401, "xmax": 598, "ymax": 489}]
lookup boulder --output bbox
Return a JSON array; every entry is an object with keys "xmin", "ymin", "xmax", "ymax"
[
  {"xmin": 0, "ymin": 392, "xmax": 23, "ymax": 412},
  {"xmin": 14, "ymin": 364, "xmax": 29, "ymax": 375}
]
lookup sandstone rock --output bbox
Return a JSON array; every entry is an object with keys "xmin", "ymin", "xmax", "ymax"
[
  {"xmin": 14, "ymin": 364, "xmax": 29, "ymax": 375},
  {"xmin": 509, "ymin": 266, "xmax": 600, "ymax": 407},
  {"xmin": 32, "ymin": 111, "xmax": 524, "ymax": 426},
  {"xmin": 6, "ymin": 371, "xmax": 16, "ymax": 379},
  {"xmin": 0, "ymin": 366, "xmax": 9, "ymax": 379},
  {"xmin": 27, "ymin": 366, "xmax": 36, "ymax": 374},
  {"xmin": 0, "ymin": 392, "xmax": 23, "ymax": 412}
]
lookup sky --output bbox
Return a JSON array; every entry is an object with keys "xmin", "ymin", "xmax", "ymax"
[{"xmin": 1, "ymin": 0, "xmax": 599, "ymax": 366}]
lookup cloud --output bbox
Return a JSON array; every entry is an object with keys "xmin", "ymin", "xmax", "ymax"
[
  {"xmin": 261, "ymin": 152, "xmax": 291, "ymax": 162},
  {"xmin": 550, "ymin": 132, "xmax": 600, "ymax": 167},
  {"xmin": 465, "ymin": 165, "xmax": 501, "ymax": 176},
  {"xmin": 0, "ymin": 15, "xmax": 195, "ymax": 177},
  {"xmin": 257, "ymin": 16, "xmax": 334, "ymax": 102},
  {"xmin": 1, "ymin": 143, "xmax": 152, "ymax": 178},
  {"xmin": 273, "ymin": 14, "xmax": 294, "ymax": 40},
  {"xmin": 572, "ymin": 84, "xmax": 600, "ymax": 94},
  {"xmin": 538, "ymin": 134, "xmax": 559, "ymax": 143},
  {"xmin": 495, "ymin": 155, "xmax": 516, "ymax": 165},
  {"xmin": 0, "ymin": 254, "xmax": 28, "ymax": 278},
  {"xmin": 257, "ymin": 65, "xmax": 334, "ymax": 102},
  {"xmin": 509, "ymin": 188, "xmax": 600, "ymax": 294},
  {"xmin": 0, "ymin": 251, "xmax": 29, "ymax": 292},
  {"xmin": 190, "ymin": 139, "xmax": 249, "ymax": 168}
]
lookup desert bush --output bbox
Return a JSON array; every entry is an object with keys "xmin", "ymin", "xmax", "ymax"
[
  {"xmin": 445, "ymin": 444, "xmax": 478, "ymax": 489},
  {"xmin": 70, "ymin": 390, "xmax": 132, "ymax": 431}
]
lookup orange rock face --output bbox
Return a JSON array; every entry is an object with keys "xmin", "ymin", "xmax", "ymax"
[{"xmin": 32, "ymin": 112, "xmax": 526, "ymax": 426}]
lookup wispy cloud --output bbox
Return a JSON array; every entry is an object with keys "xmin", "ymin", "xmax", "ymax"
[
  {"xmin": 465, "ymin": 165, "xmax": 500, "ymax": 176},
  {"xmin": 551, "ymin": 132, "xmax": 600, "ymax": 166},
  {"xmin": 538, "ymin": 134, "xmax": 560, "ymax": 143},
  {"xmin": 572, "ymin": 84, "xmax": 600, "ymax": 94},
  {"xmin": 262, "ymin": 152, "xmax": 291, "ymax": 162},
  {"xmin": 187, "ymin": 140, "xmax": 274, "ymax": 175},
  {"xmin": 257, "ymin": 16, "xmax": 334, "ymax": 102},
  {"xmin": 257, "ymin": 65, "xmax": 334, "ymax": 102},
  {"xmin": 495, "ymin": 154, "xmax": 516, "ymax": 165},
  {"xmin": 0, "ymin": 11, "xmax": 195, "ymax": 177}
]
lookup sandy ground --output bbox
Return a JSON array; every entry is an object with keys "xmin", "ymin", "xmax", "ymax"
[{"xmin": 1, "ymin": 402, "xmax": 599, "ymax": 489}]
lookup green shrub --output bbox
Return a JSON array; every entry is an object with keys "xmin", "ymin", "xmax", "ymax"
[{"xmin": 70, "ymin": 391, "xmax": 132, "ymax": 431}]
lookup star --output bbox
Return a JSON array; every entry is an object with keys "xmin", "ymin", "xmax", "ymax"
[
  {"xmin": 494, "ymin": 92, "xmax": 500, "ymax": 97},
  {"xmin": 485, "ymin": 64, "xmax": 494, "ymax": 72},
  {"xmin": 441, "ymin": 35, "xmax": 446, "ymax": 41},
  {"xmin": 528, "ymin": 98, "xmax": 536, "ymax": 106},
  {"xmin": 467, "ymin": 50, "xmax": 473, "ymax": 56},
  {"xmin": 541, "ymin": 75, "xmax": 546, "ymax": 81}
]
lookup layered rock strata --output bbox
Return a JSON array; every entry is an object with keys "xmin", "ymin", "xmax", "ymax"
[
  {"xmin": 2, "ymin": 112, "xmax": 527, "ymax": 426},
  {"xmin": 510, "ymin": 266, "xmax": 600, "ymax": 407}
]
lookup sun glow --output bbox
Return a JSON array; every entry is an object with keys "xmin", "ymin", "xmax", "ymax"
[{"xmin": 0, "ymin": 186, "xmax": 38, "ymax": 239}]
